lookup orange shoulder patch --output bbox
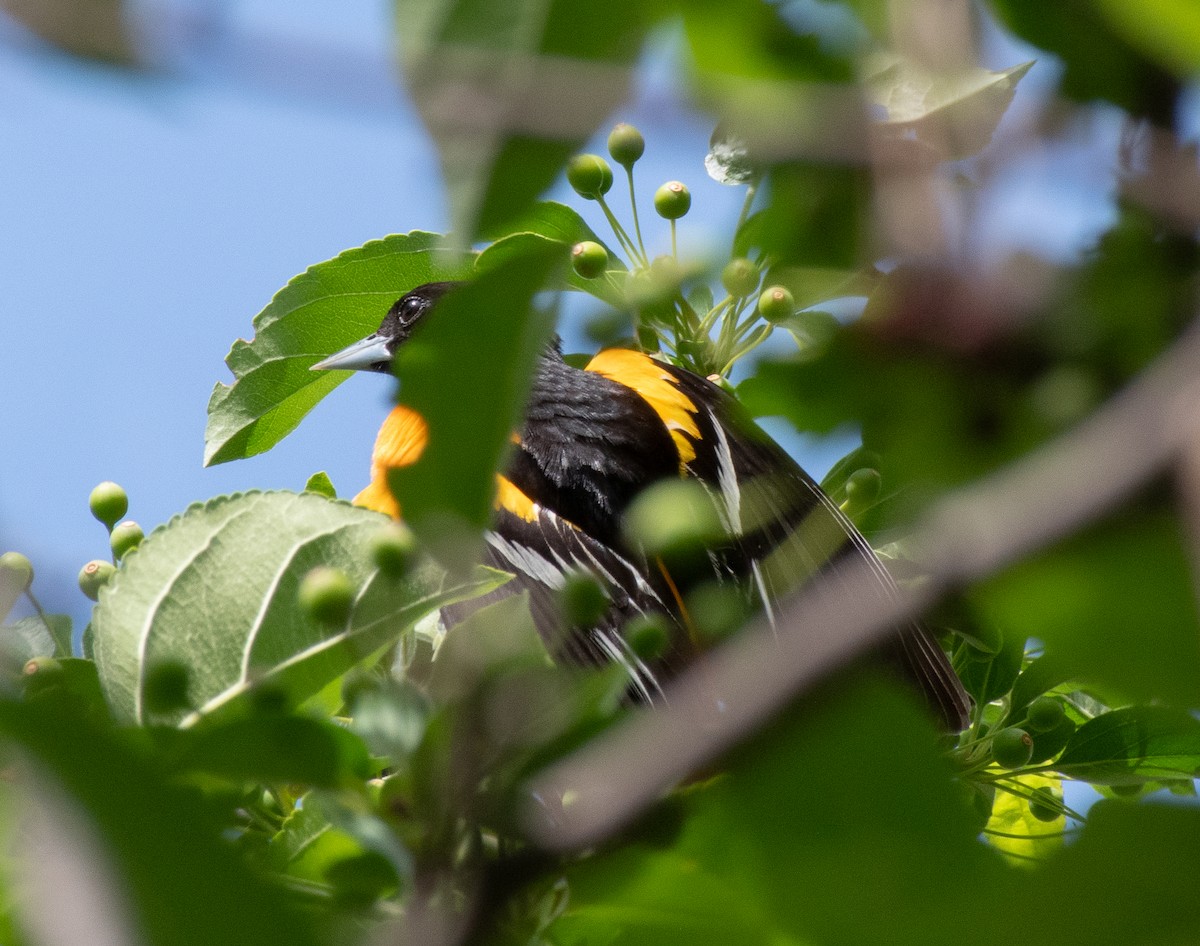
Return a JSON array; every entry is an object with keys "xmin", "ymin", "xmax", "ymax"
[
  {"xmin": 585, "ymin": 349, "xmax": 700, "ymax": 470},
  {"xmin": 495, "ymin": 475, "xmax": 539, "ymax": 522},
  {"xmin": 352, "ymin": 405, "xmax": 429, "ymax": 518}
]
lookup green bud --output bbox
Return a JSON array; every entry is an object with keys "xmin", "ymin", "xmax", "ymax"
[
  {"xmin": 559, "ymin": 570, "xmax": 609, "ymax": 627},
  {"xmin": 567, "ymin": 154, "xmax": 614, "ymax": 200},
  {"xmin": 721, "ymin": 258, "xmax": 760, "ymax": 298},
  {"xmin": 684, "ymin": 582, "xmax": 746, "ymax": 643},
  {"xmin": 571, "ymin": 241, "xmax": 608, "ymax": 280},
  {"xmin": 624, "ymin": 613, "xmax": 670, "ymax": 661},
  {"xmin": 991, "ymin": 727, "xmax": 1034, "ymax": 769},
  {"xmin": 842, "ymin": 469, "xmax": 882, "ymax": 518},
  {"xmin": 1028, "ymin": 787, "xmax": 1061, "ymax": 822},
  {"xmin": 370, "ymin": 523, "xmax": 418, "ymax": 577},
  {"xmin": 299, "ymin": 567, "xmax": 355, "ymax": 626},
  {"xmin": 341, "ymin": 667, "xmax": 381, "ymax": 709},
  {"xmin": 1026, "ymin": 696, "xmax": 1066, "ymax": 733},
  {"xmin": 653, "ymin": 181, "xmax": 691, "ymax": 220},
  {"xmin": 89, "ymin": 481, "xmax": 129, "ymax": 528},
  {"xmin": 109, "ymin": 520, "xmax": 144, "ymax": 561},
  {"xmin": 622, "ymin": 480, "xmax": 726, "ymax": 563},
  {"xmin": 607, "ymin": 123, "xmax": 645, "ymax": 168},
  {"xmin": 22, "ymin": 656, "xmax": 64, "ymax": 696},
  {"xmin": 756, "ymin": 285, "xmax": 795, "ymax": 323},
  {"xmin": 78, "ymin": 559, "xmax": 116, "ymax": 601},
  {"xmin": 0, "ymin": 552, "xmax": 34, "ymax": 593},
  {"xmin": 144, "ymin": 659, "xmax": 191, "ymax": 715}
]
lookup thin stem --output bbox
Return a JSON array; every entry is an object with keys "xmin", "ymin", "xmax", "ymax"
[
  {"xmin": 732, "ymin": 181, "xmax": 759, "ymax": 255},
  {"xmin": 25, "ymin": 589, "xmax": 58, "ymax": 651},
  {"xmin": 595, "ymin": 195, "xmax": 640, "ymax": 265},
  {"xmin": 625, "ymin": 167, "xmax": 648, "ymax": 266},
  {"xmin": 670, "ymin": 220, "xmax": 677, "ymax": 258}
]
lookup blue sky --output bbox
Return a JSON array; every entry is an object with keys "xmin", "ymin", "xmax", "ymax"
[{"xmin": 1, "ymin": 3, "xmax": 1118, "ymax": 632}]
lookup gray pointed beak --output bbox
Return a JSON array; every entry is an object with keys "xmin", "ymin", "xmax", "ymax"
[{"xmin": 310, "ymin": 333, "xmax": 393, "ymax": 372}]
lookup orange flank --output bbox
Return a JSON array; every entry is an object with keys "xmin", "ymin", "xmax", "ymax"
[
  {"xmin": 585, "ymin": 349, "xmax": 700, "ymax": 471},
  {"xmin": 353, "ymin": 405, "xmax": 538, "ymax": 523},
  {"xmin": 495, "ymin": 475, "xmax": 539, "ymax": 522}
]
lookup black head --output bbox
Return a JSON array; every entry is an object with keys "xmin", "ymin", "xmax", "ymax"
[{"xmin": 311, "ymin": 280, "xmax": 462, "ymax": 373}]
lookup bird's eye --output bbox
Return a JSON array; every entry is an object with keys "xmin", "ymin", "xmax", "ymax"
[{"xmin": 402, "ymin": 297, "xmax": 424, "ymax": 319}]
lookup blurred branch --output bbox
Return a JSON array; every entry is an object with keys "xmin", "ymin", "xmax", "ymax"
[
  {"xmin": 523, "ymin": 317, "xmax": 1200, "ymax": 852},
  {"xmin": 1, "ymin": 0, "xmax": 134, "ymax": 62}
]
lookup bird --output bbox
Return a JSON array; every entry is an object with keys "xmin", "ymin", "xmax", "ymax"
[{"xmin": 312, "ymin": 281, "xmax": 970, "ymax": 728}]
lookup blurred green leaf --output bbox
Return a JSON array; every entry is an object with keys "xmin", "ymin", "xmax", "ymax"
[
  {"xmin": 989, "ymin": 0, "xmax": 1181, "ymax": 120},
  {"xmin": 91, "ymin": 490, "xmax": 506, "ymax": 725},
  {"xmin": 204, "ymin": 232, "xmax": 469, "ymax": 466},
  {"xmin": 1, "ymin": 0, "xmax": 135, "ymax": 63},
  {"xmin": 0, "ymin": 698, "xmax": 321, "ymax": 946},
  {"xmin": 155, "ymin": 714, "xmax": 374, "ymax": 788},
  {"xmin": 395, "ymin": 0, "xmax": 651, "ymax": 239},
  {"xmin": 1096, "ymin": 0, "xmax": 1200, "ymax": 80},
  {"xmin": 551, "ymin": 680, "xmax": 1006, "ymax": 946},
  {"xmin": 1052, "ymin": 706, "xmax": 1200, "ymax": 784},
  {"xmin": 959, "ymin": 627, "xmax": 1025, "ymax": 706},
  {"xmin": 973, "ymin": 510, "xmax": 1200, "ymax": 707},
  {"xmin": 387, "ymin": 241, "xmax": 562, "ymax": 561}
]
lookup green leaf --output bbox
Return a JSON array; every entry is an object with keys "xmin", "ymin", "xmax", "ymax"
[
  {"xmin": 480, "ymin": 201, "xmax": 629, "ymax": 307},
  {"xmin": 154, "ymin": 714, "xmax": 374, "ymax": 787},
  {"xmin": 1053, "ymin": 706, "xmax": 1200, "ymax": 784},
  {"xmin": 1094, "ymin": 0, "xmax": 1200, "ymax": 77},
  {"xmin": 395, "ymin": 0, "xmax": 650, "ymax": 239},
  {"xmin": 0, "ymin": 698, "xmax": 322, "ymax": 946},
  {"xmin": 204, "ymin": 232, "xmax": 469, "ymax": 466},
  {"xmin": 958, "ymin": 627, "xmax": 1025, "ymax": 706},
  {"xmin": 387, "ymin": 241, "xmax": 562, "ymax": 563},
  {"xmin": 973, "ymin": 510, "xmax": 1200, "ymax": 707},
  {"xmin": 1, "ymin": 616, "xmax": 57, "ymax": 674},
  {"xmin": 303, "ymin": 471, "xmax": 337, "ymax": 498},
  {"xmin": 990, "ymin": 0, "xmax": 1180, "ymax": 120},
  {"xmin": 91, "ymin": 491, "xmax": 506, "ymax": 725},
  {"xmin": 550, "ymin": 680, "xmax": 1005, "ymax": 946}
]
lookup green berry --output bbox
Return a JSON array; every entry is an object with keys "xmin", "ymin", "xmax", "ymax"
[
  {"xmin": 721, "ymin": 258, "xmax": 760, "ymax": 298},
  {"xmin": 89, "ymin": 481, "xmax": 129, "ymax": 528},
  {"xmin": 0, "ymin": 552, "xmax": 34, "ymax": 593},
  {"xmin": 625, "ymin": 614, "xmax": 670, "ymax": 661},
  {"xmin": 370, "ymin": 523, "xmax": 418, "ymax": 577},
  {"xmin": 109, "ymin": 520, "xmax": 144, "ymax": 561},
  {"xmin": 1026, "ymin": 696, "xmax": 1066, "ymax": 733},
  {"xmin": 299, "ymin": 567, "xmax": 355, "ymax": 626},
  {"xmin": 843, "ymin": 469, "xmax": 882, "ymax": 515},
  {"xmin": 559, "ymin": 570, "xmax": 609, "ymax": 627},
  {"xmin": 78, "ymin": 559, "xmax": 116, "ymax": 601},
  {"xmin": 1028, "ymin": 787, "xmax": 1060, "ymax": 822},
  {"xmin": 143, "ymin": 659, "xmax": 191, "ymax": 715},
  {"xmin": 622, "ymin": 480, "xmax": 726, "ymax": 563},
  {"xmin": 756, "ymin": 285, "xmax": 795, "ymax": 323},
  {"xmin": 571, "ymin": 241, "xmax": 608, "ymax": 279},
  {"xmin": 567, "ymin": 154, "xmax": 613, "ymax": 200},
  {"xmin": 653, "ymin": 181, "xmax": 691, "ymax": 219},
  {"xmin": 991, "ymin": 727, "xmax": 1034, "ymax": 769},
  {"xmin": 607, "ymin": 123, "xmax": 645, "ymax": 168}
]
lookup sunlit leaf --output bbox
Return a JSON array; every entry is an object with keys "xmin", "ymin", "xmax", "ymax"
[
  {"xmin": 91, "ymin": 491, "xmax": 506, "ymax": 725},
  {"xmin": 984, "ymin": 774, "xmax": 1066, "ymax": 864},
  {"xmin": 204, "ymin": 232, "xmax": 469, "ymax": 466}
]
